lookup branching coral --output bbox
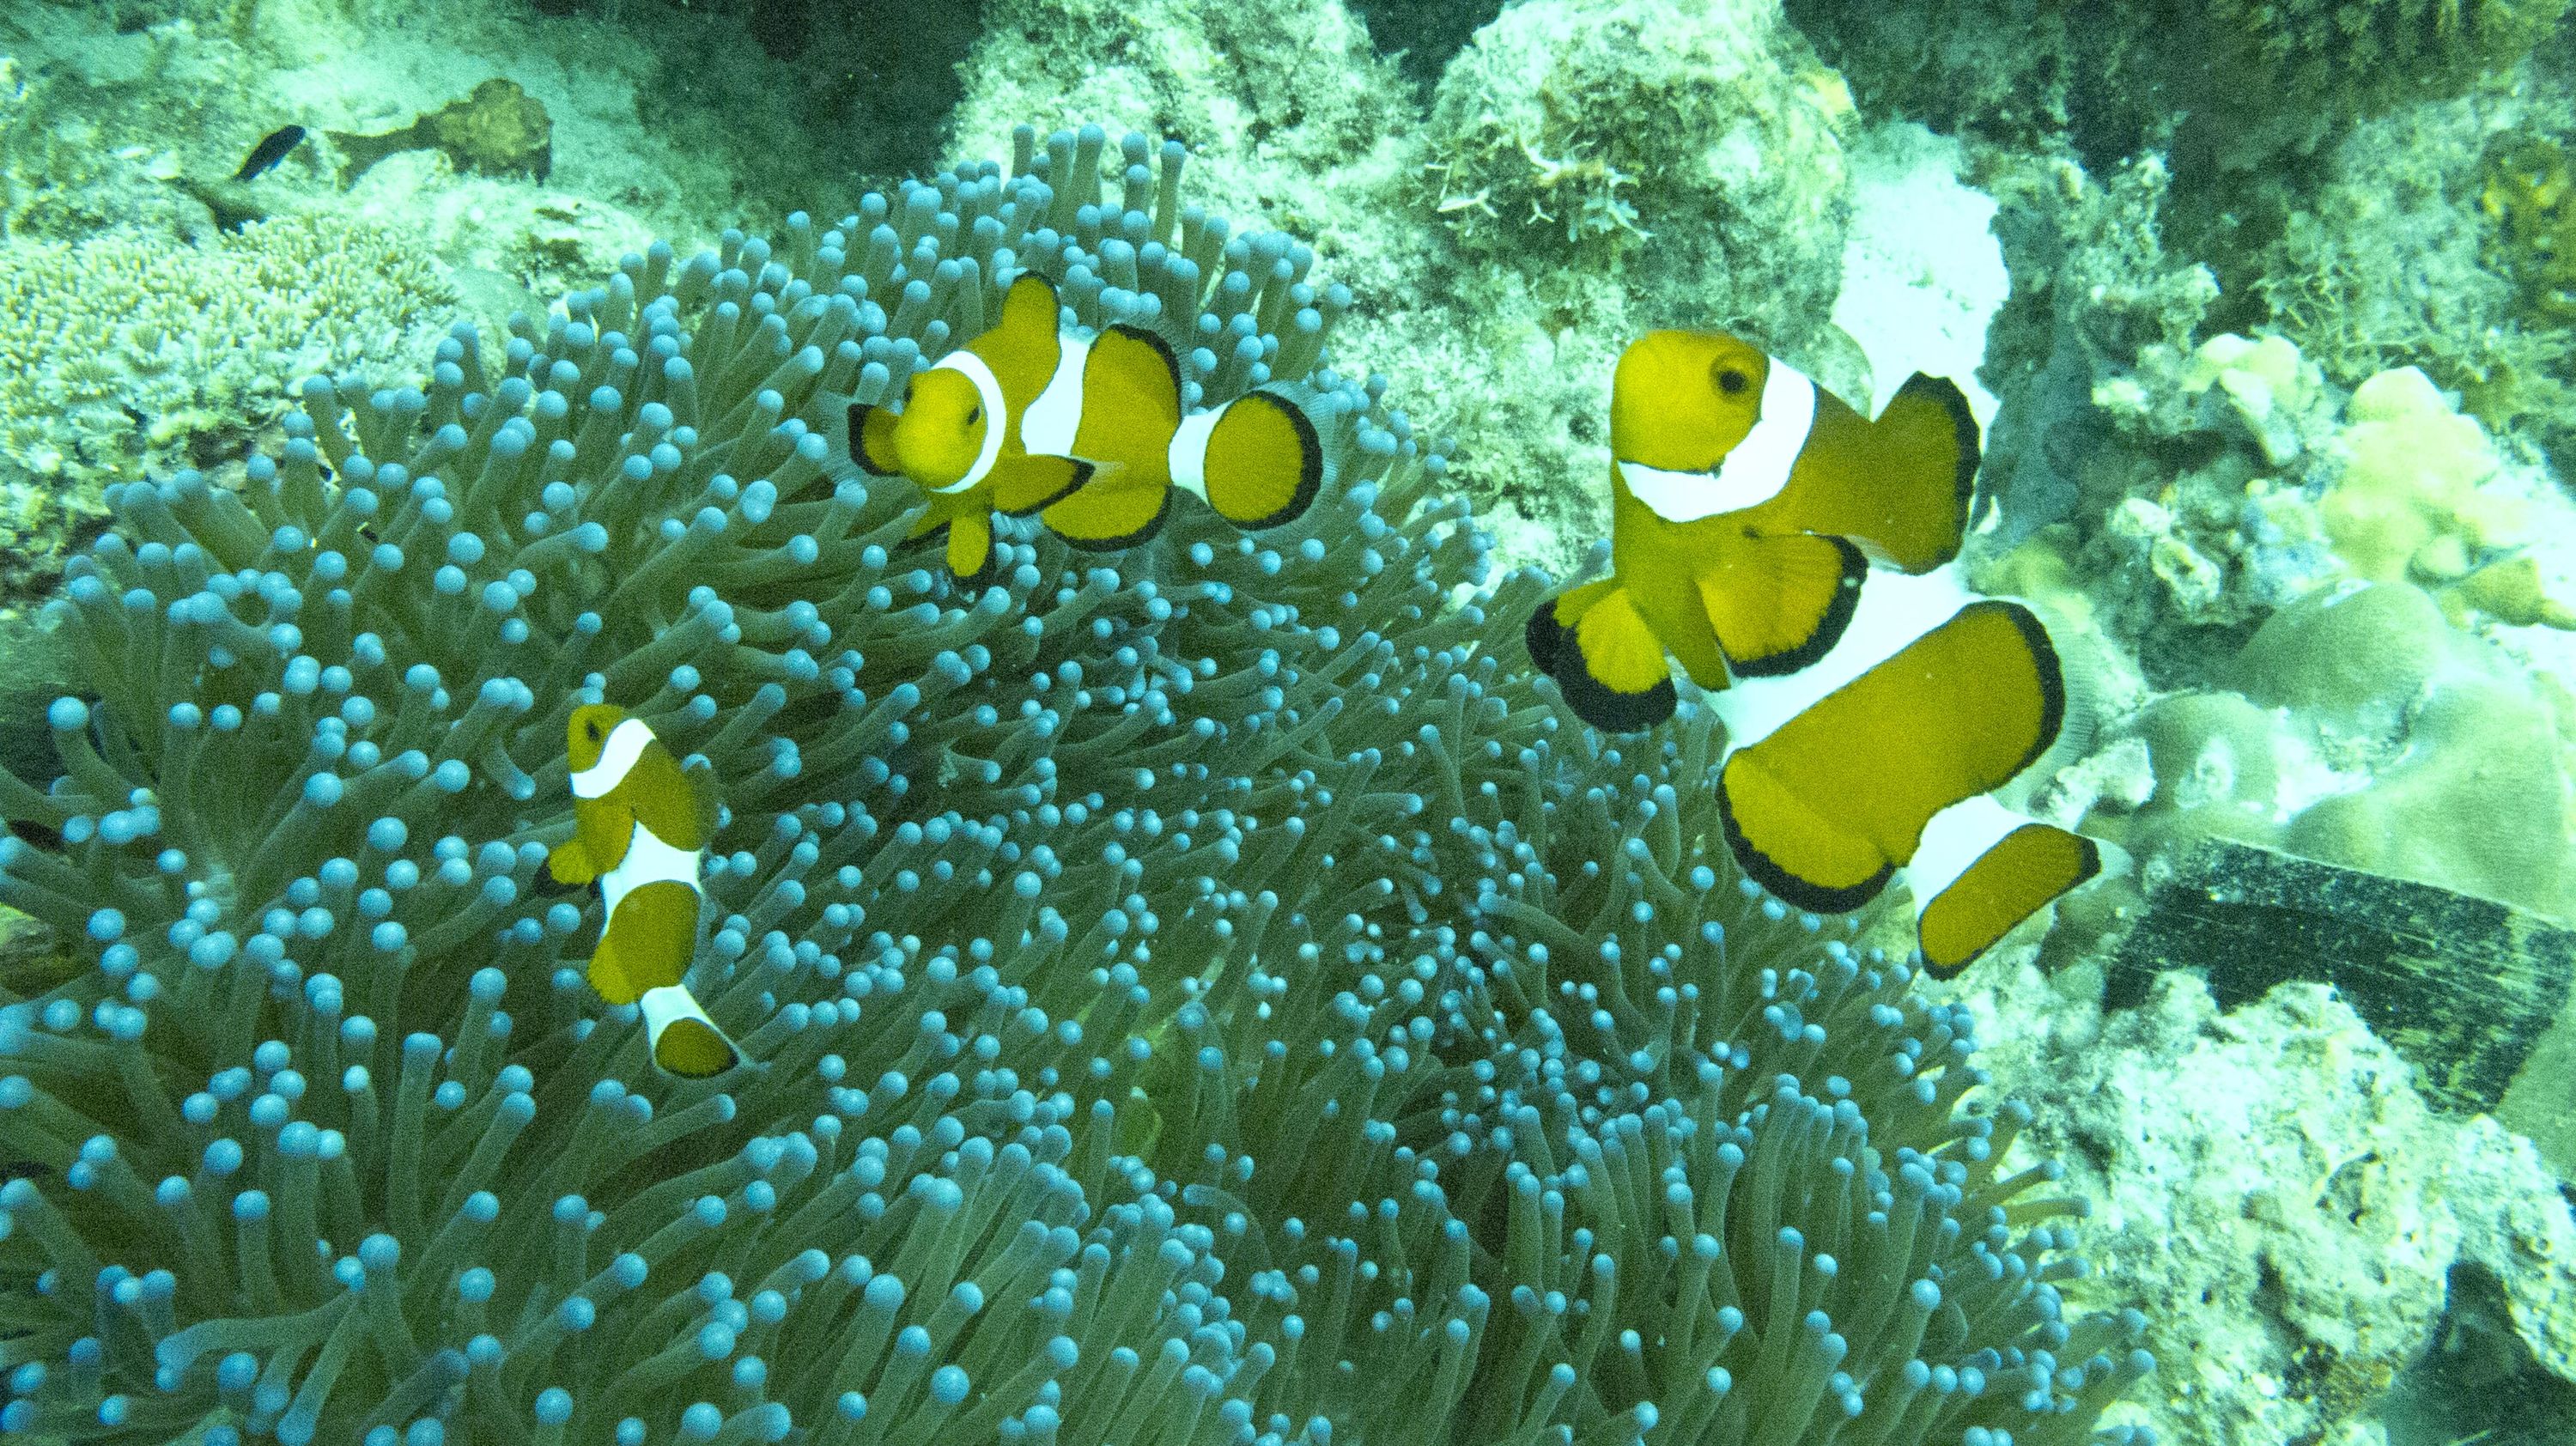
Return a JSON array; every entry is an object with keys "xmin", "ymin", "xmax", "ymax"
[{"xmin": 0, "ymin": 125, "xmax": 2149, "ymax": 1445}]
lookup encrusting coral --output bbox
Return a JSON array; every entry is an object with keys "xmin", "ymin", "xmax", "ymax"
[{"xmin": 0, "ymin": 125, "xmax": 2149, "ymax": 1445}]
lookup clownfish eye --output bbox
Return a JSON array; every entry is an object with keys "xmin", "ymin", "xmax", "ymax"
[
  {"xmin": 583, "ymin": 720, "xmax": 601, "ymax": 740},
  {"xmin": 966, "ymin": 405, "xmax": 981, "ymax": 427},
  {"xmin": 1715, "ymin": 366, "xmax": 1750, "ymax": 396}
]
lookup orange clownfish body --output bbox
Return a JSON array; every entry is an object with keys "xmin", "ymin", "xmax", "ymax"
[
  {"xmin": 829, "ymin": 272, "xmax": 1322, "ymax": 585},
  {"xmin": 1528, "ymin": 330, "xmax": 2107, "ymax": 975}
]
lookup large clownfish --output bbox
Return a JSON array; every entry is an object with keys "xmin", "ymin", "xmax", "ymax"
[
  {"xmin": 548, "ymin": 703, "xmax": 744, "ymax": 1078},
  {"xmin": 829, "ymin": 271, "xmax": 1323, "ymax": 585},
  {"xmin": 1527, "ymin": 330, "xmax": 2105, "ymax": 976}
]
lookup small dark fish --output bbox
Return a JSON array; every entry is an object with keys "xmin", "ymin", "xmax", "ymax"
[{"xmin": 232, "ymin": 125, "xmax": 306, "ymax": 182}]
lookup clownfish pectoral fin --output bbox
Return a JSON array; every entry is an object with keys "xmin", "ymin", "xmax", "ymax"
[
  {"xmin": 1550, "ymin": 586, "xmax": 1677, "ymax": 733},
  {"xmin": 1864, "ymin": 373, "xmax": 1978, "ymax": 571},
  {"xmin": 588, "ymin": 878, "xmax": 701, "ymax": 1007},
  {"xmin": 547, "ymin": 838, "xmax": 598, "ymax": 887},
  {"xmin": 1695, "ymin": 532, "xmax": 1865, "ymax": 677},
  {"xmin": 1040, "ymin": 461, "xmax": 1171, "ymax": 550},
  {"xmin": 640, "ymin": 984, "xmax": 741, "ymax": 1078},
  {"xmin": 1716, "ymin": 598, "xmax": 2067, "ymax": 915},
  {"xmin": 990, "ymin": 453, "xmax": 1095, "ymax": 516},
  {"xmin": 848, "ymin": 400, "xmax": 907, "ymax": 477},
  {"xmin": 1526, "ymin": 576, "xmax": 1623, "ymax": 682},
  {"xmin": 1194, "ymin": 392, "xmax": 1323, "ymax": 529},
  {"xmin": 1913, "ymin": 820, "xmax": 2101, "ymax": 976},
  {"xmin": 945, "ymin": 508, "xmax": 999, "ymax": 586}
]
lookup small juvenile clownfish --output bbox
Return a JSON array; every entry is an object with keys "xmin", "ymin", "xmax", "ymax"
[
  {"xmin": 548, "ymin": 704, "xmax": 743, "ymax": 1078},
  {"xmin": 828, "ymin": 271, "xmax": 1323, "ymax": 585},
  {"xmin": 1528, "ymin": 330, "xmax": 2104, "ymax": 975}
]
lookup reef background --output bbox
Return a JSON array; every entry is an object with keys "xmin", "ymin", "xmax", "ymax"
[{"xmin": 4, "ymin": 0, "xmax": 2576, "ymax": 1443}]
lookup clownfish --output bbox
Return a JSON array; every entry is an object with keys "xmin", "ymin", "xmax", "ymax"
[
  {"xmin": 829, "ymin": 271, "xmax": 1323, "ymax": 585},
  {"xmin": 547, "ymin": 703, "xmax": 743, "ymax": 1078},
  {"xmin": 1527, "ymin": 330, "xmax": 2104, "ymax": 976}
]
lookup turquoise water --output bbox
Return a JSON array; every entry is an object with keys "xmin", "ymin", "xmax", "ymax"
[{"xmin": 2, "ymin": 3, "xmax": 2573, "ymax": 1443}]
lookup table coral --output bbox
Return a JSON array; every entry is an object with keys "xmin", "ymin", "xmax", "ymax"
[{"xmin": 0, "ymin": 127, "xmax": 2152, "ymax": 1443}]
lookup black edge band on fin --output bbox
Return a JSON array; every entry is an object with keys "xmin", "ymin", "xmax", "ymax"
[
  {"xmin": 998, "ymin": 459, "xmax": 1095, "ymax": 517},
  {"xmin": 1054, "ymin": 486, "xmax": 1174, "ymax": 552},
  {"xmin": 848, "ymin": 402, "xmax": 900, "ymax": 477},
  {"xmin": 1229, "ymin": 392, "xmax": 1326, "ymax": 530},
  {"xmin": 1554, "ymin": 659, "xmax": 1675, "ymax": 735},
  {"xmin": 1106, "ymin": 321, "xmax": 1184, "ymax": 394},
  {"xmin": 1726, "ymin": 535, "xmax": 1868, "ymax": 678},
  {"xmin": 1899, "ymin": 372, "xmax": 1979, "ymax": 569},
  {"xmin": 1524, "ymin": 598, "xmax": 1571, "ymax": 680},
  {"xmin": 1715, "ymin": 769, "xmax": 1893, "ymax": 915},
  {"xmin": 1978, "ymin": 598, "xmax": 2067, "ymax": 779}
]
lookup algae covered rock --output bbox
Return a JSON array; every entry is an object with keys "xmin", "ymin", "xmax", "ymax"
[
  {"xmin": 1424, "ymin": 0, "xmax": 1854, "ymax": 337},
  {"xmin": 1972, "ymin": 968, "xmax": 2576, "ymax": 1446},
  {"xmin": 330, "ymin": 77, "xmax": 554, "ymax": 182}
]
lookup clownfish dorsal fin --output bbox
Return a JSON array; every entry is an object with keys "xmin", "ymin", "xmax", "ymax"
[
  {"xmin": 1695, "ymin": 532, "xmax": 1866, "ymax": 677},
  {"xmin": 546, "ymin": 836, "xmax": 598, "ymax": 887},
  {"xmin": 1073, "ymin": 325, "xmax": 1183, "ymax": 463},
  {"xmin": 975, "ymin": 272, "xmax": 1069, "ymax": 419},
  {"xmin": 993, "ymin": 271, "xmax": 1064, "ymax": 344},
  {"xmin": 683, "ymin": 758, "xmax": 720, "ymax": 844},
  {"xmin": 626, "ymin": 740, "xmax": 711, "ymax": 853}
]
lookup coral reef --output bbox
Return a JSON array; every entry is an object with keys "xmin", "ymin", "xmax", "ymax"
[
  {"xmin": 329, "ymin": 77, "xmax": 554, "ymax": 184},
  {"xmin": 0, "ymin": 127, "xmax": 2149, "ymax": 1445},
  {"xmin": 1958, "ymin": 966, "xmax": 2576, "ymax": 1446},
  {"xmin": 1420, "ymin": 0, "xmax": 1853, "ymax": 337},
  {"xmin": 0, "ymin": 215, "xmax": 456, "ymax": 598},
  {"xmin": 2201, "ymin": 0, "xmax": 2569, "ymax": 134},
  {"xmin": 2083, "ymin": 581, "xmax": 2576, "ymax": 921}
]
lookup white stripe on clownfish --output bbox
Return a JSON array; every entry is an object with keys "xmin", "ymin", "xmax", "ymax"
[
  {"xmin": 571, "ymin": 715, "xmax": 654, "ymax": 799},
  {"xmin": 1018, "ymin": 332, "xmax": 1094, "ymax": 459},
  {"xmin": 1619, "ymin": 356, "xmax": 1817, "ymax": 525},
  {"xmin": 922, "ymin": 349, "xmax": 1009, "ymax": 495}
]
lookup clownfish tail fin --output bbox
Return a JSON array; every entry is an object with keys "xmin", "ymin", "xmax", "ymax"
[
  {"xmin": 640, "ymin": 984, "xmax": 742, "ymax": 1078},
  {"xmin": 1868, "ymin": 374, "xmax": 1980, "ymax": 571},
  {"xmin": 1184, "ymin": 391, "xmax": 1325, "ymax": 529}
]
